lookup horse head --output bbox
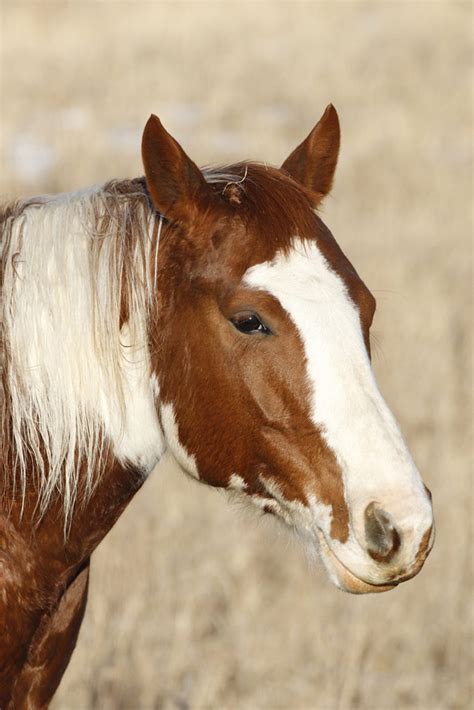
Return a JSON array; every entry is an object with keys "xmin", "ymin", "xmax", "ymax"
[{"xmin": 142, "ymin": 106, "xmax": 434, "ymax": 594}]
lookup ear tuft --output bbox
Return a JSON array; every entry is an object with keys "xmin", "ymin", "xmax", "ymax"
[
  {"xmin": 281, "ymin": 104, "xmax": 340, "ymax": 204},
  {"xmin": 142, "ymin": 114, "xmax": 208, "ymax": 223}
]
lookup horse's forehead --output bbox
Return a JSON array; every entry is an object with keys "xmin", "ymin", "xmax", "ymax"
[
  {"xmin": 237, "ymin": 212, "xmax": 374, "ymax": 329},
  {"xmin": 242, "ymin": 234, "xmax": 355, "ymax": 306},
  {"xmin": 200, "ymin": 164, "xmax": 320, "ymax": 271}
]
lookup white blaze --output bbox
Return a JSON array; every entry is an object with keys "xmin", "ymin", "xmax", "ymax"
[
  {"xmin": 160, "ymin": 402, "xmax": 200, "ymax": 479},
  {"xmin": 244, "ymin": 239, "xmax": 432, "ymax": 577}
]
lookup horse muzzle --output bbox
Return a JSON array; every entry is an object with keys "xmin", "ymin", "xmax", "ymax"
[{"xmin": 315, "ymin": 500, "xmax": 435, "ymax": 594}]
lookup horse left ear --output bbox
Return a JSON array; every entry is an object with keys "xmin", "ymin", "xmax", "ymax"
[
  {"xmin": 142, "ymin": 114, "xmax": 209, "ymax": 224},
  {"xmin": 281, "ymin": 104, "xmax": 340, "ymax": 204}
]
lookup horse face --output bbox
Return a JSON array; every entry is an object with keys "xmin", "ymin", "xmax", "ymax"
[{"xmin": 142, "ymin": 108, "xmax": 434, "ymax": 594}]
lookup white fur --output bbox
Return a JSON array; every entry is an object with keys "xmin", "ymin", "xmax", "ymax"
[
  {"xmin": 159, "ymin": 402, "xmax": 199, "ymax": 479},
  {"xmin": 245, "ymin": 239, "xmax": 433, "ymax": 578},
  {"xmin": 101, "ymin": 323, "xmax": 164, "ymax": 471},
  {"xmin": 228, "ymin": 473, "xmax": 247, "ymax": 490},
  {"xmin": 150, "ymin": 372, "xmax": 160, "ymax": 400},
  {"xmin": 249, "ymin": 495, "xmax": 281, "ymax": 515}
]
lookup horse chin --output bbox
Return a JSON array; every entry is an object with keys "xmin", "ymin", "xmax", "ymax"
[{"xmin": 316, "ymin": 530, "xmax": 397, "ymax": 595}]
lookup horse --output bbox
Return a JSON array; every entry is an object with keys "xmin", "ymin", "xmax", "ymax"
[{"xmin": 0, "ymin": 105, "xmax": 434, "ymax": 708}]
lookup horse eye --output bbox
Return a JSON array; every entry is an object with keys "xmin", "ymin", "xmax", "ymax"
[{"xmin": 230, "ymin": 312, "xmax": 271, "ymax": 335}]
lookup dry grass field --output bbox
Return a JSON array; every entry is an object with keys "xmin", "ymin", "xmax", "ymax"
[{"xmin": 1, "ymin": 2, "xmax": 472, "ymax": 709}]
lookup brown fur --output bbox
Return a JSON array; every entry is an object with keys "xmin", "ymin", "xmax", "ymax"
[{"xmin": 0, "ymin": 454, "xmax": 146, "ymax": 706}]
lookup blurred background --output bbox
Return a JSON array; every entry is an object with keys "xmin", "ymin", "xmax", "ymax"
[{"xmin": 1, "ymin": 2, "xmax": 472, "ymax": 708}]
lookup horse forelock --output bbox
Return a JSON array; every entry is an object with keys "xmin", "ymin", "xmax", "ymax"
[{"xmin": 203, "ymin": 162, "xmax": 318, "ymax": 254}]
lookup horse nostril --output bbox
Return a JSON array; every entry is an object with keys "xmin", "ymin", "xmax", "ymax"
[{"xmin": 364, "ymin": 502, "xmax": 401, "ymax": 563}]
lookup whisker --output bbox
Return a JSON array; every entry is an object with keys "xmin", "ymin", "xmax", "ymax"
[{"xmin": 370, "ymin": 331, "xmax": 387, "ymax": 365}]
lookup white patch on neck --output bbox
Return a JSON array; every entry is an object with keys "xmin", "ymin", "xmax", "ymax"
[
  {"xmin": 244, "ymin": 239, "xmax": 432, "ymax": 570},
  {"xmin": 101, "ymin": 323, "xmax": 165, "ymax": 473},
  {"xmin": 150, "ymin": 372, "xmax": 160, "ymax": 400},
  {"xmin": 160, "ymin": 402, "xmax": 200, "ymax": 479}
]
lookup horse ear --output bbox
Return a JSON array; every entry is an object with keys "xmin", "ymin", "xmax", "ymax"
[
  {"xmin": 281, "ymin": 104, "xmax": 340, "ymax": 204},
  {"xmin": 142, "ymin": 114, "xmax": 209, "ymax": 223}
]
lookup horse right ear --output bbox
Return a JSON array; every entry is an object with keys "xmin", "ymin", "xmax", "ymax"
[
  {"xmin": 142, "ymin": 114, "xmax": 209, "ymax": 224},
  {"xmin": 281, "ymin": 104, "xmax": 340, "ymax": 205}
]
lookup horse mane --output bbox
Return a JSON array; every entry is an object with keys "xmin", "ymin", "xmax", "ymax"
[{"xmin": 1, "ymin": 178, "xmax": 161, "ymax": 527}]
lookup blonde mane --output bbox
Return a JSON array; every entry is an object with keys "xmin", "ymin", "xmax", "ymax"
[{"xmin": 1, "ymin": 179, "xmax": 162, "ymax": 527}]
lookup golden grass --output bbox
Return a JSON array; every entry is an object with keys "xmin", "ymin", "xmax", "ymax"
[{"xmin": 1, "ymin": 2, "xmax": 472, "ymax": 708}]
